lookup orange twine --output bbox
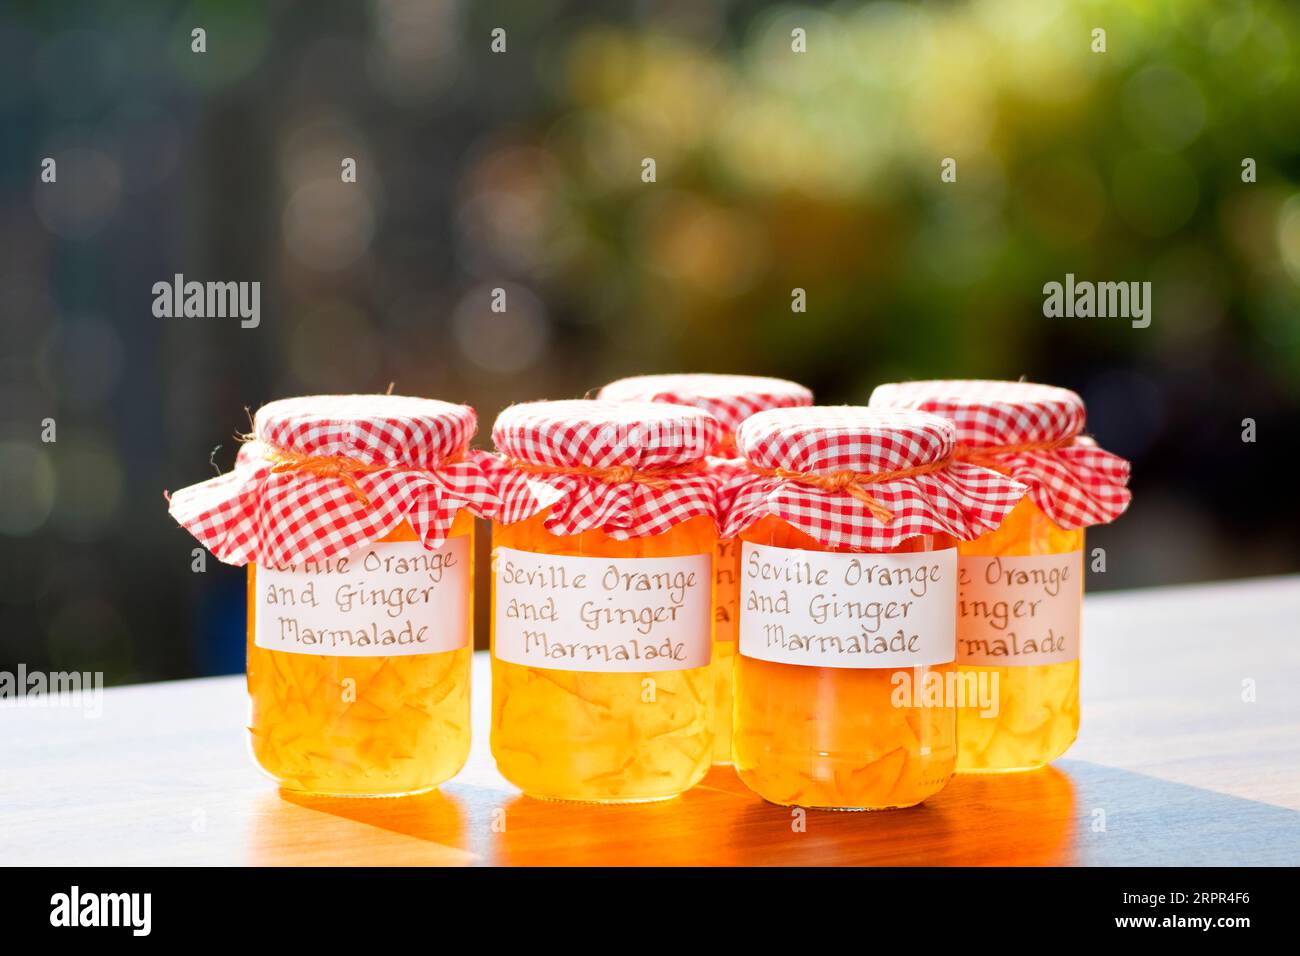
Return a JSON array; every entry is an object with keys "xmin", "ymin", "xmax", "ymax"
[
  {"xmin": 506, "ymin": 458, "xmax": 707, "ymax": 490},
  {"xmin": 747, "ymin": 458, "xmax": 952, "ymax": 524},
  {"xmin": 261, "ymin": 443, "xmax": 462, "ymax": 506},
  {"xmin": 953, "ymin": 436, "xmax": 1075, "ymax": 470}
]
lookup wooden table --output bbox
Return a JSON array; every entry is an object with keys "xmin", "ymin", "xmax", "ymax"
[{"xmin": 3, "ymin": 576, "xmax": 1298, "ymax": 866}]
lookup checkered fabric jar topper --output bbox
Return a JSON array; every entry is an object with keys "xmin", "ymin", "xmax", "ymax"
[
  {"xmin": 722, "ymin": 405, "xmax": 1030, "ymax": 551},
  {"xmin": 167, "ymin": 394, "xmax": 502, "ymax": 566},
  {"xmin": 868, "ymin": 380, "xmax": 1131, "ymax": 530},
  {"xmin": 490, "ymin": 399, "xmax": 723, "ymax": 539},
  {"xmin": 597, "ymin": 372, "xmax": 814, "ymax": 513},
  {"xmin": 597, "ymin": 373, "xmax": 813, "ymax": 450}
]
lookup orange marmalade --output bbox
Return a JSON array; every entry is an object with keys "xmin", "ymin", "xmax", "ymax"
[
  {"xmin": 489, "ymin": 399, "xmax": 722, "ymax": 802},
  {"xmin": 491, "ymin": 512, "xmax": 716, "ymax": 802},
  {"xmin": 954, "ymin": 498, "xmax": 1082, "ymax": 772},
  {"xmin": 723, "ymin": 405, "xmax": 1028, "ymax": 810},
  {"xmin": 167, "ymin": 394, "xmax": 495, "ymax": 797},
  {"xmin": 247, "ymin": 514, "xmax": 474, "ymax": 795},
  {"xmin": 733, "ymin": 516, "xmax": 958, "ymax": 810},
  {"xmin": 870, "ymin": 379, "xmax": 1132, "ymax": 774}
]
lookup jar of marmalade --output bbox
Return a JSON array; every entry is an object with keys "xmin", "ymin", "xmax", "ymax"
[
  {"xmin": 168, "ymin": 394, "xmax": 501, "ymax": 795},
  {"xmin": 488, "ymin": 400, "xmax": 722, "ymax": 802},
  {"xmin": 871, "ymin": 381, "xmax": 1131, "ymax": 773},
  {"xmin": 597, "ymin": 373, "xmax": 814, "ymax": 764},
  {"xmin": 724, "ymin": 406, "xmax": 1027, "ymax": 809}
]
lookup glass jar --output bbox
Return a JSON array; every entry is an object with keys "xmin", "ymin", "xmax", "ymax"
[
  {"xmin": 954, "ymin": 498, "xmax": 1082, "ymax": 772},
  {"xmin": 723, "ymin": 405, "xmax": 1028, "ymax": 810},
  {"xmin": 489, "ymin": 399, "xmax": 722, "ymax": 802},
  {"xmin": 168, "ymin": 394, "xmax": 497, "ymax": 797},
  {"xmin": 869, "ymin": 380, "xmax": 1131, "ymax": 774},
  {"xmin": 733, "ymin": 516, "xmax": 959, "ymax": 810},
  {"xmin": 247, "ymin": 513, "xmax": 474, "ymax": 795},
  {"xmin": 491, "ymin": 512, "xmax": 716, "ymax": 802},
  {"xmin": 597, "ymin": 373, "xmax": 814, "ymax": 764}
]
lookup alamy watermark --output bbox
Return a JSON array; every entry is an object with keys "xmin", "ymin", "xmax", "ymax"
[
  {"xmin": 0, "ymin": 664, "xmax": 104, "ymax": 718},
  {"xmin": 1043, "ymin": 273, "xmax": 1151, "ymax": 328},
  {"xmin": 50, "ymin": 886, "xmax": 151, "ymax": 936},
  {"xmin": 891, "ymin": 665, "xmax": 1000, "ymax": 717},
  {"xmin": 152, "ymin": 273, "xmax": 260, "ymax": 328},
  {"xmin": 593, "ymin": 420, "xmax": 712, "ymax": 454}
]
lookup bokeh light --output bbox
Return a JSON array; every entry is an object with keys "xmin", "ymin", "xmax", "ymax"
[
  {"xmin": 0, "ymin": 441, "xmax": 56, "ymax": 537},
  {"xmin": 451, "ymin": 283, "xmax": 551, "ymax": 374},
  {"xmin": 1276, "ymin": 193, "xmax": 1300, "ymax": 284},
  {"xmin": 49, "ymin": 437, "xmax": 124, "ymax": 543},
  {"xmin": 367, "ymin": 0, "xmax": 463, "ymax": 106},
  {"xmin": 287, "ymin": 300, "xmax": 383, "ymax": 388},
  {"xmin": 37, "ymin": 315, "xmax": 124, "ymax": 409},
  {"xmin": 282, "ymin": 179, "xmax": 377, "ymax": 271},
  {"xmin": 170, "ymin": 0, "xmax": 270, "ymax": 91},
  {"xmin": 31, "ymin": 147, "xmax": 121, "ymax": 239}
]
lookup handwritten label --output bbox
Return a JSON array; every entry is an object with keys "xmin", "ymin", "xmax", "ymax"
[
  {"xmin": 738, "ymin": 542, "xmax": 957, "ymax": 668},
  {"xmin": 492, "ymin": 547, "xmax": 712, "ymax": 672},
  {"xmin": 956, "ymin": 551, "xmax": 1082, "ymax": 666},
  {"xmin": 254, "ymin": 538, "xmax": 470, "ymax": 657}
]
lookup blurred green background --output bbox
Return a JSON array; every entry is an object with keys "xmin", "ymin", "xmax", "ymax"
[{"xmin": 1, "ymin": 0, "xmax": 1298, "ymax": 683}]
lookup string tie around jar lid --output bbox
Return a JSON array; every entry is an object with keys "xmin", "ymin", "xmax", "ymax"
[
  {"xmin": 952, "ymin": 435, "xmax": 1076, "ymax": 471},
  {"xmin": 746, "ymin": 457, "xmax": 953, "ymax": 524},
  {"xmin": 505, "ymin": 457, "xmax": 708, "ymax": 490},
  {"xmin": 257, "ymin": 441, "xmax": 465, "ymax": 507}
]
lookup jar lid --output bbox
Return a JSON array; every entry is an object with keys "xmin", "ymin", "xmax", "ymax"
[
  {"xmin": 493, "ymin": 399, "xmax": 720, "ymax": 468},
  {"xmin": 737, "ymin": 405, "xmax": 954, "ymax": 475},
  {"xmin": 869, "ymin": 379, "xmax": 1131, "ymax": 529},
  {"xmin": 868, "ymin": 380, "xmax": 1084, "ymax": 449},
  {"xmin": 724, "ymin": 405, "xmax": 1028, "ymax": 551},
  {"xmin": 491, "ymin": 399, "xmax": 721, "ymax": 539},
  {"xmin": 254, "ymin": 394, "xmax": 476, "ymax": 467},
  {"xmin": 168, "ymin": 394, "xmax": 501, "ymax": 566},
  {"xmin": 597, "ymin": 373, "xmax": 813, "ymax": 436}
]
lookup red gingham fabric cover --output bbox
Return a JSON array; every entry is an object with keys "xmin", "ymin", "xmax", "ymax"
[
  {"xmin": 597, "ymin": 373, "xmax": 813, "ymax": 439},
  {"xmin": 491, "ymin": 399, "xmax": 722, "ymax": 539},
  {"xmin": 722, "ymin": 406, "xmax": 1028, "ymax": 551},
  {"xmin": 869, "ymin": 380, "xmax": 1131, "ymax": 530},
  {"xmin": 597, "ymin": 372, "xmax": 814, "ymax": 522},
  {"xmin": 167, "ymin": 394, "xmax": 501, "ymax": 566},
  {"xmin": 707, "ymin": 455, "xmax": 749, "ymax": 525}
]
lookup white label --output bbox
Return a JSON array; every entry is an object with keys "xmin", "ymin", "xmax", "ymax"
[
  {"xmin": 492, "ymin": 547, "xmax": 712, "ymax": 672},
  {"xmin": 956, "ymin": 551, "xmax": 1082, "ymax": 666},
  {"xmin": 738, "ymin": 543, "xmax": 957, "ymax": 668},
  {"xmin": 254, "ymin": 537, "xmax": 470, "ymax": 657}
]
